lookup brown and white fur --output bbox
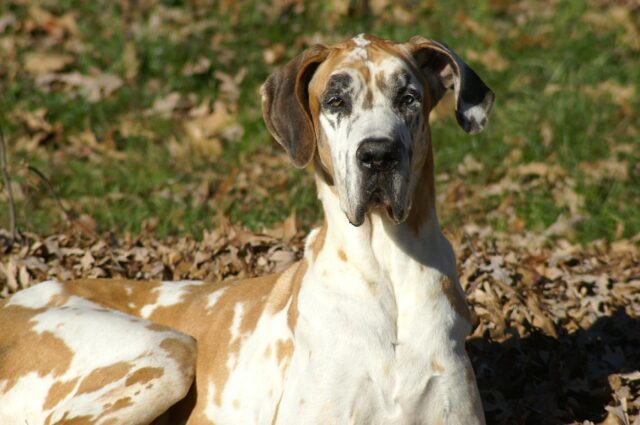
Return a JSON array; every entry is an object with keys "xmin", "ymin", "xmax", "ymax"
[{"xmin": 0, "ymin": 34, "xmax": 494, "ymax": 425}]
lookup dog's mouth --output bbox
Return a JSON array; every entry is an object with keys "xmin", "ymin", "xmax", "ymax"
[{"xmin": 346, "ymin": 174, "xmax": 408, "ymax": 227}]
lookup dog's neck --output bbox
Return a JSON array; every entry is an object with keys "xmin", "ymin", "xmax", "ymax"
[
  {"xmin": 310, "ymin": 143, "xmax": 470, "ymax": 354},
  {"xmin": 313, "ymin": 143, "xmax": 456, "ymax": 284}
]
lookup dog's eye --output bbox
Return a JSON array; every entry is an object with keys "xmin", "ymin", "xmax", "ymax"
[
  {"xmin": 326, "ymin": 96, "xmax": 345, "ymax": 109},
  {"xmin": 400, "ymin": 93, "xmax": 416, "ymax": 106}
]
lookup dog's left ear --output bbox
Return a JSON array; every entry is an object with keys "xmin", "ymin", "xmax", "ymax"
[
  {"xmin": 261, "ymin": 45, "xmax": 330, "ymax": 168},
  {"xmin": 405, "ymin": 36, "xmax": 495, "ymax": 134}
]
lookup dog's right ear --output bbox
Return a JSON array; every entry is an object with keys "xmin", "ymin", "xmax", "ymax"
[{"xmin": 261, "ymin": 45, "xmax": 330, "ymax": 168}]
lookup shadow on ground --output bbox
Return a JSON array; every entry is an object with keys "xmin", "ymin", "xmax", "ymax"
[{"xmin": 470, "ymin": 310, "xmax": 640, "ymax": 424}]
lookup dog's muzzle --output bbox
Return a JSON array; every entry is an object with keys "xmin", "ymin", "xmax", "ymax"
[{"xmin": 348, "ymin": 137, "xmax": 409, "ymax": 226}]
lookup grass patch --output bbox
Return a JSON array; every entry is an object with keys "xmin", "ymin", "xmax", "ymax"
[{"xmin": 0, "ymin": 0, "xmax": 638, "ymax": 241}]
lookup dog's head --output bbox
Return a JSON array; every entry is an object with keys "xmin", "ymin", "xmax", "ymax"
[{"xmin": 261, "ymin": 34, "xmax": 494, "ymax": 226}]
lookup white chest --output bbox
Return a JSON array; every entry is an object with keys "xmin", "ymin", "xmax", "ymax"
[{"xmin": 274, "ymin": 252, "xmax": 470, "ymax": 425}]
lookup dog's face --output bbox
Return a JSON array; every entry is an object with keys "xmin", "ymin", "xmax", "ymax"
[
  {"xmin": 307, "ymin": 36, "xmax": 431, "ymax": 226},
  {"xmin": 262, "ymin": 34, "xmax": 494, "ymax": 226}
]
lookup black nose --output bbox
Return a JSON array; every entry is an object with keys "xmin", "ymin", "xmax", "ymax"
[{"xmin": 356, "ymin": 138, "xmax": 401, "ymax": 172}]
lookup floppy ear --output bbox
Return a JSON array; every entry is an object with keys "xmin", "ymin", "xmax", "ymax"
[
  {"xmin": 406, "ymin": 36, "xmax": 495, "ymax": 134},
  {"xmin": 260, "ymin": 45, "xmax": 330, "ymax": 167}
]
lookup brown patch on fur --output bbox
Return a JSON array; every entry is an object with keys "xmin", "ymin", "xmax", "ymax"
[
  {"xmin": 337, "ymin": 249, "xmax": 348, "ymax": 262},
  {"xmin": 309, "ymin": 222, "xmax": 327, "ymax": 259},
  {"xmin": 125, "ymin": 367, "xmax": 164, "ymax": 387},
  {"xmin": 340, "ymin": 58, "xmax": 371, "ymax": 84},
  {"xmin": 160, "ymin": 337, "xmax": 197, "ymax": 382},
  {"xmin": 267, "ymin": 263, "xmax": 301, "ymax": 314},
  {"xmin": 51, "ymin": 413, "xmax": 95, "ymax": 424},
  {"xmin": 239, "ymin": 284, "xmax": 274, "ymax": 336},
  {"xmin": 233, "ymin": 399, "xmax": 241, "ymax": 409},
  {"xmin": 439, "ymin": 275, "xmax": 472, "ymax": 325},
  {"xmin": 275, "ymin": 339, "xmax": 294, "ymax": 365},
  {"xmin": 47, "ymin": 292, "xmax": 71, "ymax": 306},
  {"xmin": 145, "ymin": 322, "xmax": 169, "ymax": 332},
  {"xmin": 43, "ymin": 377, "xmax": 79, "ymax": 410},
  {"xmin": 405, "ymin": 143, "xmax": 436, "ymax": 236},
  {"xmin": 103, "ymin": 396, "xmax": 132, "ymax": 415},
  {"xmin": 315, "ymin": 136, "xmax": 335, "ymax": 183},
  {"xmin": 354, "ymin": 57, "xmax": 372, "ymax": 79},
  {"xmin": 76, "ymin": 362, "xmax": 132, "ymax": 395},
  {"xmin": 362, "ymin": 88, "xmax": 374, "ymax": 109},
  {"xmin": 0, "ymin": 305, "xmax": 74, "ymax": 393},
  {"xmin": 375, "ymin": 70, "xmax": 388, "ymax": 93},
  {"xmin": 64, "ymin": 279, "xmax": 162, "ymax": 318},
  {"xmin": 431, "ymin": 359, "xmax": 445, "ymax": 373},
  {"xmin": 286, "ymin": 260, "xmax": 309, "ymax": 332},
  {"xmin": 366, "ymin": 36, "xmax": 412, "ymax": 64},
  {"xmin": 271, "ymin": 393, "xmax": 284, "ymax": 425}
]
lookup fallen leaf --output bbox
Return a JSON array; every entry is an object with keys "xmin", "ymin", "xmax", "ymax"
[
  {"xmin": 149, "ymin": 92, "xmax": 181, "ymax": 116},
  {"xmin": 23, "ymin": 52, "xmax": 74, "ymax": 75}
]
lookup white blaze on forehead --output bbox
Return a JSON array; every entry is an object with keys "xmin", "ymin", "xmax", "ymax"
[
  {"xmin": 6, "ymin": 280, "xmax": 64, "ymax": 309},
  {"xmin": 352, "ymin": 33, "xmax": 370, "ymax": 47},
  {"xmin": 140, "ymin": 280, "xmax": 201, "ymax": 318},
  {"xmin": 350, "ymin": 33, "xmax": 370, "ymax": 60}
]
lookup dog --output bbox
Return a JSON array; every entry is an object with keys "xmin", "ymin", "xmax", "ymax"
[{"xmin": 0, "ymin": 33, "xmax": 494, "ymax": 424}]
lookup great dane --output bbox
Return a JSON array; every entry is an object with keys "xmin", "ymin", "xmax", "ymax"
[{"xmin": 0, "ymin": 33, "xmax": 494, "ymax": 424}]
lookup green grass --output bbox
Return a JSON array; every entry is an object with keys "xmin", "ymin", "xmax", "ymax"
[{"xmin": 0, "ymin": 0, "xmax": 638, "ymax": 242}]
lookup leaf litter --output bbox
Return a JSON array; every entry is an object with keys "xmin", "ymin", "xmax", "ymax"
[{"xmin": 1, "ymin": 222, "xmax": 639, "ymax": 424}]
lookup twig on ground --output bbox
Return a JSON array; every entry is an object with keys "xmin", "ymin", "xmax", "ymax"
[
  {"xmin": 0, "ymin": 122, "xmax": 21, "ymax": 247},
  {"xmin": 27, "ymin": 165, "xmax": 126, "ymax": 273},
  {"xmin": 27, "ymin": 165, "xmax": 76, "ymax": 225}
]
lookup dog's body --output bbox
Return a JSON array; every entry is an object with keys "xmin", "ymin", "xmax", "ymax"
[{"xmin": 0, "ymin": 34, "xmax": 494, "ymax": 424}]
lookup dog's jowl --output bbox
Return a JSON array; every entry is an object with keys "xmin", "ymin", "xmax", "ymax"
[{"xmin": 0, "ymin": 34, "xmax": 493, "ymax": 425}]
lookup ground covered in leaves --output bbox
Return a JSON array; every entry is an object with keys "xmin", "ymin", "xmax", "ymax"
[{"xmin": 1, "ymin": 223, "xmax": 639, "ymax": 425}]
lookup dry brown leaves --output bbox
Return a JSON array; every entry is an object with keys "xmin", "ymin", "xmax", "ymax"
[
  {"xmin": 0, "ymin": 217, "xmax": 303, "ymax": 297},
  {"xmin": 1, "ymin": 223, "xmax": 639, "ymax": 424},
  {"xmin": 450, "ymin": 226, "xmax": 640, "ymax": 425}
]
